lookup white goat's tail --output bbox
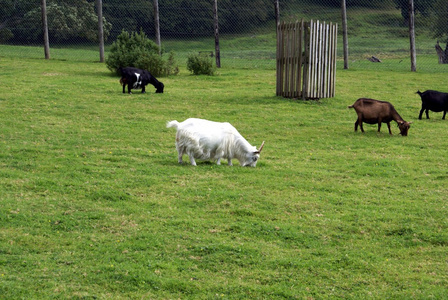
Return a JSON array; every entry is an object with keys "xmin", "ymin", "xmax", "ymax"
[{"xmin": 166, "ymin": 120, "xmax": 179, "ymax": 129}]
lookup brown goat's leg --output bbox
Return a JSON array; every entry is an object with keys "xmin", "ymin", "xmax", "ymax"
[
  {"xmin": 354, "ymin": 120, "xmax": 359, "ymax": 132},
  {"xmin": 386, "ymin": 122, "xmax": 392, "ymax": 135}
]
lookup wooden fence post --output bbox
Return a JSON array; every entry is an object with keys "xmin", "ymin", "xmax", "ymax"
[
  {"xmin": 41, "ymin": 0, "xmax": 50, "ymax": 60},
  {"xmin": 213, "ymin": 0, "xmax": 221, "ymax": 68},
  {"xmin": 341, "ymin": 0, "xmax": 349, "ymax": 69},
  {"xmin": 153, "ymin": 0, "xmax": 161, "ymax": 55},
  {"xmin": 274, "ymin": 0, "xmax": 280, "ymax": 29},
  {"xmin": 277, "ymin": 20, "xmax": 337, "ymax": 99},
  {"xmin": 96, "ymin": 0, "xmax": 105, "ymax": 62},
  {"xmin": 408, "ymin": 0, "xmax": 417, "ymax": 72}
]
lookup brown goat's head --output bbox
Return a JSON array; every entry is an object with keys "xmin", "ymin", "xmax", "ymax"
[{"xmin": 397, "ymin": 121, "xmax": 412, "ymax": 136}]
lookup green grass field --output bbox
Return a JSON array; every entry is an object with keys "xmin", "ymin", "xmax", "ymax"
[{"xmin": 1, "ymin": 43, "xmax": 448, "ymax": 298}]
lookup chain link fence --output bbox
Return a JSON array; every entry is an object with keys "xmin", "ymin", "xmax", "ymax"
[{"xmin": 1, "ymin": 0, "xmax": 447, "ymax": 72}]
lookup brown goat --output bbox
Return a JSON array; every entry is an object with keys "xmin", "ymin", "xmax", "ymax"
[{"xmin": 348, "ymin": 98, "xmax": 412, "ymax": 136}]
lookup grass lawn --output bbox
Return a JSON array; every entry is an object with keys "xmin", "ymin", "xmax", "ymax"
[{"xmin": 1, "ymin": 45, "xmax": 448, "ymax": 298}]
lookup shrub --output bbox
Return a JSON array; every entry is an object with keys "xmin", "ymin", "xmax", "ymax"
[
  {"xmin": 106, "ymin": 30, "xmax": 178, "ymax": 77},
  {"xmin": 187, "ymin": 52, "xmax": 216, "ymax": 75},
  {"xmin": 0, "ymin": 28, "xmax": 13, "ymax": 43},
  {"xmin": 165, "ymin": 52, "xmax": 180, "ymax": 76}
]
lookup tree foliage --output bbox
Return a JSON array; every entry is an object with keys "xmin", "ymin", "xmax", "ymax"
[
  {"xmin": 304, "ymin": 0, "xmax": 390, "ymax": 7},
  {"xmin": 103, "ymin": 0, "xmax": 274, "ymax": 38},
  {"xmin": 25, "ymin": 0, "xmax": 111, "ymax": 42},
  {"xmin": 393, "ymin": 0, "xmax": 436, "ymax": 22},
  {"xmin": 218, "ymin": 0, "xmax": 274, "ymax": 34},
  {"xmin": 102, "ymin": 0, "xmax": 153, "ymax": 39},
  {"xmin": 0, "ymin": 0, "xmax": 39, "ymax": 25},
  {"xmin": 0, "ymin": 0, "xmax": 39, "ymax": 42},
  {"xmin": 432, "ymin": 0, "xmax": 448, "ymax": 41},
  {"xmin": 159, "ymin": 0, "xmax": 213, "ymax": 36},
  {"xmin": 0, "ymin": 0, "xmax": 111, "ymax": 43}
]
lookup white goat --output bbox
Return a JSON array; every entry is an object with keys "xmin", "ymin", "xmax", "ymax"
[{"xmin": 166, "ymin": 118, "xmax": 264, "ymax": 167}]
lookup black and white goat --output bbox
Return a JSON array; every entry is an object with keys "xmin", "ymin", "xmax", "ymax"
[{"xmin": 119, "ymin": 67, "xmax": 164, "ymax": 94}]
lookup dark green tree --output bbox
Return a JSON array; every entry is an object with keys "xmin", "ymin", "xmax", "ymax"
[
  {"xmin": 218, "ymin": 0, "xmax": 273, "ymax": 34},
  {"xmin": 102, "ymin": 0, "xmax": 153, "ymax": 39},
  {"xmin": 0, "ymin": 0, "xmax": 39, "ymax": 42},
  {"xmin": 432, "ymin": 0, "xmax": 448, "ymax": 41},
  {"xmin": 22, "ymin": 0, "xmax": 111, "ymax": 42},
  {"xmin": 393, "ymin": 0, "xmax": 436, "ymax": 23},
  {"xmin": 305, "ymin": 0, "xmax": 389, "ymax": 7},
  {"xmin": 159, "ymin": 0, "xmax": 213, "ymax": 36},
  {"xmin": 0, "ymin": 0, "xmax": 111, "ymax": 43},
  {"xmin": 154, "ymin": 0, "xmax": 273, "ymax": 36},
  {"xmin": 432, "ymin": 0, "xmax": 448, "ymax": 63}
]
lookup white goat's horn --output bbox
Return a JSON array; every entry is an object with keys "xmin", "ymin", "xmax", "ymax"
[{"xmin": 258, "ymin": 141, "xmax": 265, "ymax": 153}]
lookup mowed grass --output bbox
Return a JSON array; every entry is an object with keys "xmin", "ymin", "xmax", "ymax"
[{"xmin": 1, "ymin": 47, "xmax": 448, "ymax": 299}]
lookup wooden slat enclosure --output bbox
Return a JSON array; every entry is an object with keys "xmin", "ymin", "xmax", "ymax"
[{"xmin": 276, "ymin": 20, "xmax": 338, "ymax": 99}]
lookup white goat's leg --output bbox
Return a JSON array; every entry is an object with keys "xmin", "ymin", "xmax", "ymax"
[
  {"xmin": 189, "ymin": 156, "xmax": 197, "ymax": 166},
  {"xmin": 216, "ymin": 158, "xmax": 221, "ymax": 165},
  {"xmin": 227, "ymin": 159, "xmax": 233, "ymax": 166},
  {"xmin": 177, "ymin": 146, "xmax": 184, "ymax": 164}
]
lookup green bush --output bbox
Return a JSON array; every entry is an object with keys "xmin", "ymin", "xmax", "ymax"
[
  {"xmin": 0, "ymin": 28, "xmax": 13, "ymax": 43},
  {"xmin": 187, "ymin": 52, "xmax": 216, "ymax": 75},
  {"xmin": 106, "ymin": 30, "xmax": 178, "ymax": 77},
  {"xmin": 165, "ymin": 52, "xmax": 180, "ymax": 76}
]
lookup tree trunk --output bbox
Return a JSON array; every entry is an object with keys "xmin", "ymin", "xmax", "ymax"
[
  {"xmin": 435, "ymin": 41, "xmax": 448, "ymax": 64},
  {"xmin": 41, "ymin": 0, "xmax": 50, "ymax": 59},
  {"xmin": 96, "ymin": 0, "xmax": 104, "ymax": 62}
]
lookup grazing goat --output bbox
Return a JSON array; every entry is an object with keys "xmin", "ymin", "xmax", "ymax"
[
  {"xmin": 166, "ymin": 118, "xmax": 264, "ymax": 167},
  {"xmin": 348, "ymin": 98, "xmax": 412, "ymax": 136},
  {"xmin": 119, "ymin": 67, "xmax": 164, "ymax": 94},
  {"xmin": 416, "ymin": 90, "xmax": 448, "ymax": 120}
]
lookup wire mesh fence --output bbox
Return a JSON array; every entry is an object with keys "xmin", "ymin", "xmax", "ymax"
[{"xmin": 1, "ymin": 0, "xmax": 447, "ymax": 72}]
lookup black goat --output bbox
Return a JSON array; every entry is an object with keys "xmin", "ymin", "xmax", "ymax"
[{"xmin": 416, "ymin": 90, "xmax": 448, "ymax": 120}]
